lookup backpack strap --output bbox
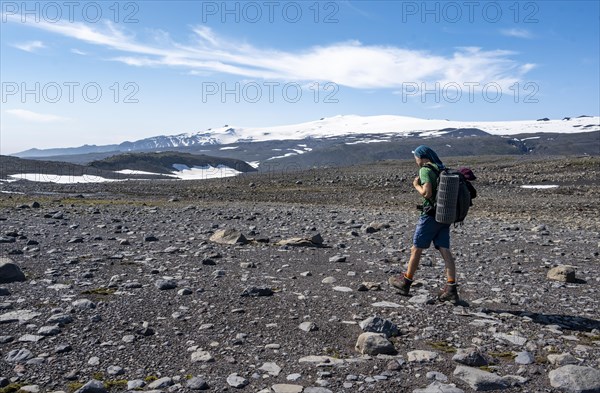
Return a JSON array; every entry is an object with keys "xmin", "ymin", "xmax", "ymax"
[
  {"xmin": 423, "ymin": 163, "xmax": 441, "ymax": 176},
  {"xmin": 422, "ymin": 163, "xmax": 441, "ymax": 207}
]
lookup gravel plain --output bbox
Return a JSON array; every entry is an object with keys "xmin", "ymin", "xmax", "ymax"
[{"xmin": 1, "ymin": 155, "xmax": 599, "ymax": 393}]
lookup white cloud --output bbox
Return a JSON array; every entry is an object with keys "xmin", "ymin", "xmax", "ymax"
[
  {"xmin": 5, "ymin": 15, "xmax": 535, "ymax": 90},
  {"xmin": 501, "ymin": 28, "xmax": 534, "ymax": 39},
  {"xmin": 6, "ymin": 109, "xmax": 70, "ymax": 123},
  {"xmin": 12, "ymin": 40, "xmax": 45, "ymax": 52},
  {"xmin": 71, "ymin": 48, "xmax": 87, "ymax": 55}
]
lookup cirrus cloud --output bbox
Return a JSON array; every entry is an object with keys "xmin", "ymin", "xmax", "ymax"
[{"xmin": 4, "ymin": 14, "xmax": 536, "ymax": 91}]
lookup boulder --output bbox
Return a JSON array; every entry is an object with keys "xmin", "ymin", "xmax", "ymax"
[
  {"xmin": 547, "ymin": 265, "xmax": 576, "ymax": 283},
  {"xmin": 355, "ymin": 332, "xmax": 396, "ymax": 355},
  {"xmin": 0, "ymin": 258, "xmax": 26, "ymax": 284},
  {"xmin": 548, "ymin": 365, "xmax": 600, "ymax": 393},
  {"xmin": 209, "ymin": 229, "xmax": 248, "ymax": 245},
  {"xmin": 359, "ymin": 316, "xmax": 399, "ymax": 338}
]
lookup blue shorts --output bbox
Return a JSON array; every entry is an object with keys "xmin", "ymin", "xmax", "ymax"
[{"xmin": 413, "ymin": 215, "xmax": 451, "ymax": 249}]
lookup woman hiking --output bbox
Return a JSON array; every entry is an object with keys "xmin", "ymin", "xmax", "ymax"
[{"xmin": 388, "ymin": 145, "xmax": 459, "ymax": 304}]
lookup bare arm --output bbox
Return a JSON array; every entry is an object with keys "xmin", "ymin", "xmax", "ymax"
[{"xmin": 413, "ymin": 176, "xmax": 433, "ymax": 199}]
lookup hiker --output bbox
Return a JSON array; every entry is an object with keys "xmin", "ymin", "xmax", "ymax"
[{"xmin": 388, "ymin": 145, "xmax": 459, "ymax": 304}]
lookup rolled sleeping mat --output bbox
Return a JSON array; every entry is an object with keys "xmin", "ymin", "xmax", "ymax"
[{"xmin": 435, "ymin": 173, "xmax": 459, "ymax": 224}]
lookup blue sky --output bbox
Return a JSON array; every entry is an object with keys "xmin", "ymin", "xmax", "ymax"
[{"xmin": 1, "ymin": 0, "xmax": 599, "ymax": 154}]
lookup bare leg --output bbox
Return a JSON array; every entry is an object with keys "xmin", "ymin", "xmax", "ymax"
[
  {"xmin": 406, "ymin": 246, "xmax": 424, "ymax": 278},
  {"xmin": 438, "ymin": 247, "xmax": 455, "ymax": 282}
]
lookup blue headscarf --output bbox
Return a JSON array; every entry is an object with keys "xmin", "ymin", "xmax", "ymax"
[{"xmin": 413, "ymin": 145, "xmax": 445, "ymax": 170}]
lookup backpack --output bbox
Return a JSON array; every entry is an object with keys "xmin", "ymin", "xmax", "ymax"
[{"xmin": 424, "ymin": 164, "xmax": 475, "ymax": 225}]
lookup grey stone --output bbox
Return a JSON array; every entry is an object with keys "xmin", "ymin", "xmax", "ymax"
[
  {"xmin": 547, "ymin": 265, "xmax": 577, "ymax": 283},
  {"xmin": 0, "ymin": 335, "xmax": 14, "ymax": 343},
  {"xmin": 74, "ymin": 380, "xmax": 107, "ymax": 393},
  {"xmin": 209, "ymin": 229, "xmax": 248, "ymax": 245},
  {"xmin": 147, "ymin": 377, "xmax": 173, "ymax": 389},
  {"xmin": 493, "ymin": 332, "xmax": 527, "ymax": 346},
  {"xmin": 355, "ymin": 332, "xmax": 396, "ymax": 355},
  {"xmin": 155, "ymin": 279, "xmax": 177, "ymax": 290},
  {"xmin": 19, "ymin": 386, "xmax": 40, "ymax": 393},
  {"xmin": 299, "ymin": 321, "xmax": 318, "ymax": 332},
  {"xmin": 453, "ymin": 366, "xmax": 527, "ymax": 391},
  {"xmin": 5, "ymin": 348, "xmax": 34, "ymax": 363},
  {"xmin": 186, "ymin": 377, "xmax": 209, "ymax": 390},
  {"xmin": 37, "ymin": 325, "xmax": 61, "ymax": 336},
  {"xmin": 191, "ymin": 350, "xmax": 214, "ymax": 363},
  {"xmin": 426, "ymin": 371, "xmax": 449, "ymax": 382},
  {"xmin": 178, "ymin": 288, "xmax": 193, "ymax": 295},
  {"xmin": 408, "ymin": 294, "xmax": 434, "ymax": 305},
  {"xmin": 127, "ymin": 380, "xmax": 145, "ymax": 390},
  {"xmin": 0, "ymin": 310, "xmax": 40, "ymax": 324},
  {"xmin": 408, "ymin": 350, "xmax": 439, "ymax": 363},
  {"xmin": 55, "ymin": 344, "xmax": 72, "ymax": 354},
  {"xmin": 19, "ymin": 334, "xmax": 44, "ymax": 342},
  {"xmin": 547, "ymin": 353, "xmax": 579, "ymax": 366},
  {"xmin": 107, "ymin": 365, "xmax": 124, "ymax": 375},
  {"xmin": 372, "ymin": 301, "xmax": 402, "ymax": 308},
  {"xmin": 359, "ymin": 316, "xmax": 399, "ymax": 338},
  {"xmin": 0, "ymin": 287, "xmax": 10, "ymax": 296},
  {"xmin": 514, "ymin": 351, "xmax": 535, "ymax": 365},
  {"xmin": 259, "ymin": 362, "xmax": 282, "ymax": 376},
  {"xmin": 241, "ymin": 287, "xmax": 273, "ymax": 297},
  {"xmin": 47, "ymin": 314, "xmax": 74, "ymax": 325},
  {"xmin": 329, "ymin": 255, "xmax": 347, "ymax": 263},
  {"xmin": 452, "ymin": 348, "xmax": 490, "ymax": 367},
  {"xmin": 226, "ymin": 374, "xmax": 248, "ymax": 388},
  {"xmin": 71, "ymin": 299, "xmax": 96, "ymax": 310},
  {"xmin": 304, "ymin": 388, "xmax": 333, "ymax": 393},
  {"xmin": 413, "ymin": 381, "xmax": 465, "ymax": 393},
  {"xmin": 0, "ymin": 378, "xmax": 7, "ymax": 388},
  {"xmin": 548, "ymin": 365, "xmax": 600, "ymax": 393},
  {"xmin": 272, "ymin": 384, "xmax": 303, "ymax": 393},
  {"xmin": 0, "ymin": 258, "xmax": 26, "ymax": 283}
]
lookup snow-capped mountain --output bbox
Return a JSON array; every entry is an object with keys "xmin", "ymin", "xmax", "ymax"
[{"xmin": 14, "ymin": 114, "xmax": 599, "ymax": 158}]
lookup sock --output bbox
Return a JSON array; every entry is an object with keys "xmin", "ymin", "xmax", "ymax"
[
  {"xmin": 404, "ymin": 273, "xmax": 414, "ymax": 281},
  {"xmin": 447, "ymin": 279, "xmax": 456, "ymax": 285}
]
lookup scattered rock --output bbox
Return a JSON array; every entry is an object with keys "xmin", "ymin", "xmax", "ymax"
[
  {"xmin": 186, "ymin": 377, "xmax": 209, "ymax": 390},
  {"xmin": 272, "ymin": 384, "xmax": 303, "ymax": 393},
  {"xmin": 547, "ymin": 353, "xmax": 578, "ymax": 366},
  {"xmin": 547, "ymin": 265, "xmax": 577, "ymax": 283},
  {"xmin": 0, "ymin": 258, "xmax": 26, "ymax": 283},
  {"xmin": 413, "ymin": 381, "xmax": 465, "ymax": 393},
  {"xmin": 355, "ymin": 332, "xmax": 396, "ymax": 355},
  {"xmin": 453, "ymin": 365, "xmax": 527, "ymax": 390},
  {"xmin": 241, "ymin": 287, "xmax": 273, "ymax": 297},
  {"xmin": 299, "ymin": 322, "xmax": 318, "ymax": 332},
  {"xmin": 74, "ymin": 380, "xmax": 107, "ymax": 393},
  {"xmin": 5, "ymin": 348, "xmax": 34, "ymax": 363},
  {"xmin": 210, "ymin": 229, "xmax": 248, "ymax": 245},
  {"xmin": 548, "ymin": 365, "xmax": 600, "ymax": 393},
  {"xmin": 514, "ymin": 351, "xmax": 535, "ymax": 365},
  {"xmin": 147, "ymin": 377, "xmax": 173, "ymax": 389},
  {"xmin": 452, "ymin": 348, "xmax": 490, "ymax": 367},
  {"xmin": 154, "ymin": 279, "xmax": 177, "ymax": 290},
  {"xmin": 191, "ymin": 350, "xmax": 214, "ymax": 363},
  {"xmin": 408, "ymin": 350, "xmax": 439, "ymax": 363},
  {"xmin": 259, "ymin": 362, "xmax": 282, "ymax": 376},
  {"xmin": 359, "ymin": 316, "xmax": 399, "ymax": 338},
  {"xmin": 226, "ymin": 374, "xmax": 248, "ymax": 388}
]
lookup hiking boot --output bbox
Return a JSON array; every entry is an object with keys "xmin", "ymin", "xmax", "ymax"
[
  {"xmin": 438, "ymin": 283, "xmax": 459, "ymax": 304},
  {"xmin": 388, "ymin": 275, "xmax": 413, "ymax": 296}
]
